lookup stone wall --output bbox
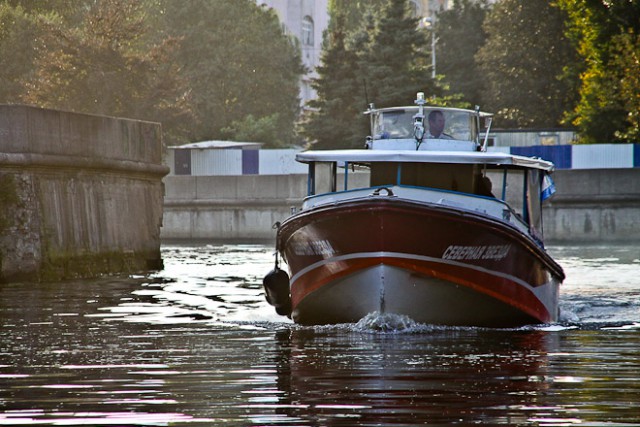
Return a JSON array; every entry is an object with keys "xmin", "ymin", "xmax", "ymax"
[{"xmin": 0, "ymin": 105, "xmax": 167, "ymax": 282}]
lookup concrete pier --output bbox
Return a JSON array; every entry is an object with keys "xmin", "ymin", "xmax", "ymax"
[
  {"xmin": 162, "ymin": 168, "xmax": 640, "ymax": 244},
  {"xmin": 0, "ymin": 105, "xmax": 168, "ymax": 282}
]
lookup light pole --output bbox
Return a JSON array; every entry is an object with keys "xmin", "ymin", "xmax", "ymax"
[{"xmin": 419, "ymin": 16, "xmax": 437, "ymax": 79}]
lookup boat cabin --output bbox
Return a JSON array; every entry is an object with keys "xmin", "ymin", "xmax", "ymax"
[
  {"xmin": 296, "ymin": 95, "xmax": 556, "ymax": 245},
  {"xmin": 367, "ymin": 106, "xmax": 489, "ymax": 152}
]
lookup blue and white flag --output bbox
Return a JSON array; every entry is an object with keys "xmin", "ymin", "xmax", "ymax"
[{"xmin": 541, "ymin": 173, "xmax": 556, "ymax": 201}]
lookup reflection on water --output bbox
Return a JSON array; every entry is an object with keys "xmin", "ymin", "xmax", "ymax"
[{"xmin": 0, "ymin": 243, "xmax": 639, "ymax": 426}]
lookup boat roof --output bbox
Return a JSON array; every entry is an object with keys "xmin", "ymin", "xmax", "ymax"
[
  {"xmin": 295, "ymin": 149, "xmax": 555, "ymax": 171},
  {"xmin": 367, "ymin": 105, "xmax": 493, "ymax": 118},
  {"xmin": 168, "ymin": 140, "xmax": 262, "ymax": 150}
]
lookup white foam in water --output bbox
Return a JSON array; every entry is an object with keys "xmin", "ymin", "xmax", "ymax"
[{"xmin": 354, "ymin": 311, "xmax": 421, "ymax": 332}]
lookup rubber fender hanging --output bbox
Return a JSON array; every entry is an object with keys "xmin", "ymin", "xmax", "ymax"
[{"xmin": 263, "ymin": 267, "xmax": 292, "ymax": 317}]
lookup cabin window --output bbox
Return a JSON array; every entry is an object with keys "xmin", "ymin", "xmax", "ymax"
[
  {"xmin": 370, "ymin": 162, "xmax": 480, "ymax": 193},
  {"xmin": 374, "ymin": 110, "xmax": 414, "ymax": 139},
  {"xmin": 309, "ymin": 162, "xmax": 336, "ymax": 195},
  {"xmin": 372, "ymin": 108, "xmax": 478, "ymax": 142},
  {"xmin": 493, "ymin": 168, "xmax": 526, "ymax": 221}
]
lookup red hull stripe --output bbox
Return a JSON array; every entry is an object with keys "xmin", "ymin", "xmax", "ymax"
[{"xmin": 290, "ymin": 252, "xmax": 552, "ymax": 323}]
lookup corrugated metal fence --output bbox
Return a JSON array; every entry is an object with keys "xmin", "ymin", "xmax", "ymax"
[
  {"xmin": 500, "ymin": 144, "xmax": 640, "ymax": 169},
  {"xmin": 167, "ymin": 145, "xmax": 640, "ymax": 176}
]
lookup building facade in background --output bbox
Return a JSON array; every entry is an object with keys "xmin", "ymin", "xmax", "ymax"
[
  {"xmin": 257, "ymin": 0, "xmax": 452, "ymax": 108},
  {"xmin": 257, "ymin": 0, "xmax": 329, "ymax": 108}
]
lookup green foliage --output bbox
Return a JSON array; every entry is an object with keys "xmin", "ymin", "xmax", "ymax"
[
  {"xmin": 0, "ymin": 3, "xmax": 50, "ymax": 103},
  {"xmin": 221, "ymin": 114, "xmax": 287, "ymax": 148},
  {"xmin": 304, "ymin": 0, "xmax": 437, "ymax": 149},
  {"xmin": 364, "ymin": 0, "xmax": 431, "ymax": 108},
  {"xmin": 5, "ymin": 0, "xmax": 84, "ymax": 25},
  {"xmin": 476, "ymin": 0, "xmax": 578, "ymax": 128},
  {"xmin": 435, "ymin": 0, "xmax": 490, "ymax": 108},
  {"xmin": 557, "ymin": 0, "xmax": 640, "ymax": 143},
  {"xmin": 157, "ymin": 0, "xmax": 304, "ymax": 147},
  {"xmin": 328, "ymin": 0, "xmax": 387, "ymax": 33},
  {"xmin": 302, "ymin": 13, "xmax": 368, "ymax": 149},
  {"xmin": 19, "ymin": 0, "xmax": 193, "ymax": 144},
  {"xmin": 0, "ymin": 0, "xmax": 304, "ymax": 147},
  {"xmin": 611, "ymin": 30, "xmax": 640, "ymax": 142},
  {"xmin": 0, "ymin": 174, "xmax": 19, "ymax": 234}
]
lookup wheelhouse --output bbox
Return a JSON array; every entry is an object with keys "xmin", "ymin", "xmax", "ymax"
[{"xmin": 299, "ymin": 152, "xmax": 555, "ymax": 247}]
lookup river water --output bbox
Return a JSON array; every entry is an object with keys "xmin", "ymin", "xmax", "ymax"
[{"xmin": 1, "ymin": 243, "xmax": 639, "ymax": 426}]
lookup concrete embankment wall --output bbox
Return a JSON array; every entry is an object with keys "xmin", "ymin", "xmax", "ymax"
[
  {"xmin": 162, "ymin": 174, "xmax": 308, "ymax": 241},
  {"xmin": 544, "ymin": 168, "xmax": 640, "ymax": 243},
  {"xmin": 0, "ymin": 105, "xmax": 167, "ymax": 282},
  {"xmin": 162, "ymin": 168, "xmax": 640, "ymax": 244}
]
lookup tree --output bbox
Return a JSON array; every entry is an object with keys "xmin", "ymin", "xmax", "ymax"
[
  {"xmin": 328, "ymin": 0, "xmax": 387, "ymax": 34},
  {"xmin": 20, "ymin": 0, "xmax": 193, "ymax": 144},
  {"xmin": 0, "ymin": 3, "xmax": 52, "ymax": 103},
  {"xmin": 302, "ymin": 13, "xmax": 366, "ymax": 149},
  {"xmin": 476, "ymin": 0, "xmax": 578, "ymax": 128},
  {"xmin": 5, "ymin": 0, "xmax": 82, "ymax": 22},
  {"xmin": 435, "ymin": 0, "xmax": 490, "ymax": 108},
  {"xmin": 363, "ymin": 0, "xmax": 432, "ymax": 108},
  {"xmin": 304, "ymin": 0, "xmax": 438, "ymax": 149},
  {"xmin": 611, "ymin": 30, "xmax": 640, "ymax": 142},
  {"xmin": 557, "ymin": 0, "xmax": 640, "ymax": 143},
  {"xmin": 221, "ymin": 114, "xmax": 286, "ymax": 147},
  {"xmin": 157, "ymin": 0, "xmax": 304, "ymax": 147}
]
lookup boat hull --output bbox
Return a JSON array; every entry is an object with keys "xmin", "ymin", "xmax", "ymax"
[{"xmin": 278, "ymin": 197, "xmax": 563, "ymax": 327}]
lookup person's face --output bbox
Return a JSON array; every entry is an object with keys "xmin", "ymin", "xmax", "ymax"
[{"xmin": 429, "ymin": 113, "xmax": 445, "ymax": 136}]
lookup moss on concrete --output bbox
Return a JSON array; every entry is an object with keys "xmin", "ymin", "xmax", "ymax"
[
  {"xmin": 0, "ymin": 174, "xmax": 19, "ymax": 234},
  {"xmin": 39, "ymin": 250, "xmax": 163, "ymax": 282}
]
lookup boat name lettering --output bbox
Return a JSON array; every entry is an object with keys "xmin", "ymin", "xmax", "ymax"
[
  {"xmin": 292, "ymin": 240, "xmax": 335, "ymax": 256},
  {"xmin": 442, "ymin": 244, "xmax": 511, "ymax": 261}
]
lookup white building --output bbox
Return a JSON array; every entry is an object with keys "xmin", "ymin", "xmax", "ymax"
[
  {"xmin": 257, "ymin": 0, "xmax": 329, "ymax": 108},
  {"xmin": 256, "ymin": 0, "xmax": 458, "ymax": 108}
]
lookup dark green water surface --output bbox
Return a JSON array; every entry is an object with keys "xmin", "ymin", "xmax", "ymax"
[{"xmin": 1, "ymin": 244, "xmax": 638, "ymax": 426}]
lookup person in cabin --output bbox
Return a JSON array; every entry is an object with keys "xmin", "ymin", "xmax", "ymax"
[
  {"xmin": 427, "ymin": 110, "xmax": 454, "ymax": 139},
  {"xmin": 476, "ymin": 174, "xmax": 495, "ymax": 197}
]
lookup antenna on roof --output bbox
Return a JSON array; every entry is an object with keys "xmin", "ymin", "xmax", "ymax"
[
  {"xmin": 413, "ymin": 92, "xmax": 426, "ymax": 150},
  {"xmin": 362, "ymin": 78, "xmax": 370, "ymax": 107}
]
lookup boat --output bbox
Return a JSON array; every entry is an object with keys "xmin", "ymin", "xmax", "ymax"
[{"xmin": 263, "ymin": 92, "xmax": 564, "ymax": 327}]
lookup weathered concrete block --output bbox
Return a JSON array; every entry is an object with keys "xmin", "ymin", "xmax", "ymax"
[
  {"xmin": 195, "ymin": 175, "xmax": 239, "ymax": 200},
  {"xmin": 0, "ymin": 105, "xmax": 167, "ymax": 282},
  {"xmin": 544, "ymin": 168, "xmax": 640, "ymax": 243},
  {"xmin": 164, "ymin": 176, "xmax": 197, "ymax": 200},
  {"xmin": 0, "ymin": 105, "xmax": 29, "ymax": 151}
]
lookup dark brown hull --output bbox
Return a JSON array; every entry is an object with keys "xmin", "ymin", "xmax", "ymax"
[{"xmin": 278, "ymin": 197, "xmax": 564, "ymax": 327}]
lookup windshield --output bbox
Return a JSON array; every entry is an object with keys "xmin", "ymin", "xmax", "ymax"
[{"xmin": 372, "ymin": 108, "xmax": 477, "ymax": 142}]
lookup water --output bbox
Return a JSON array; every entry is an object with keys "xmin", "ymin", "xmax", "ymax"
[{"xmin": 1, "ymin": 243, "xmax": 639, "ymax": 426}]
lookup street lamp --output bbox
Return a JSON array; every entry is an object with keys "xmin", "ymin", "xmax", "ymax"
[{"xmin": 419, "ymin": 16, "xmax": 437, "ymax": 79}]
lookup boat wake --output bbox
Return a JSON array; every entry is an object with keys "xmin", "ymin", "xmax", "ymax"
[
  {"xmin": 354, "ymin": 312, "xmax": 421, "ymax": 332},
  {"xmin": 96, "ymin": 245, "xmax": 638, "ymax": 332}
]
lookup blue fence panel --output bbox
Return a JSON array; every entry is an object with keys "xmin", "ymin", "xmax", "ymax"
[
  {"xmin": 635, "ymin": 144, "xmax": 640, "ymax": 168},
  {"xmin": 242, "ymin": 150, "xmax": 259, "ymax": 175},
  {"xmin": 511, "ymin": 145, "xmax": 572, "ymax": 169},
  {"xmin": 174, "ymin": 149, "xmax": 192, "ymax": 175}
]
